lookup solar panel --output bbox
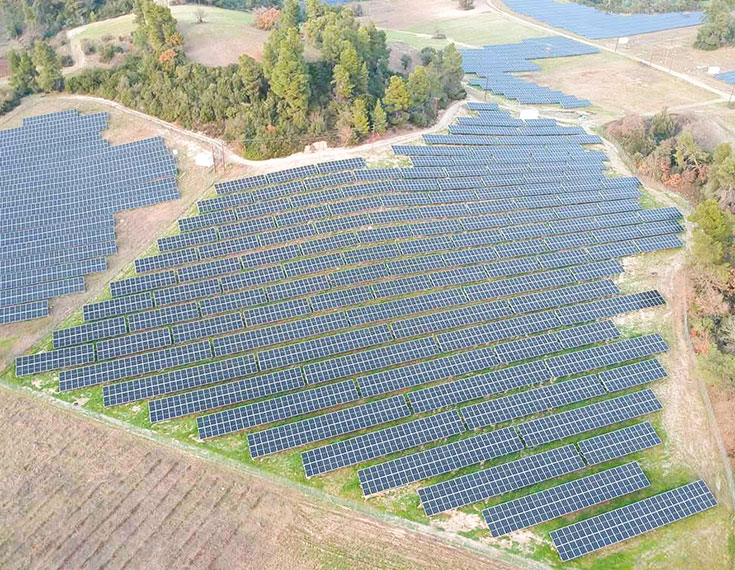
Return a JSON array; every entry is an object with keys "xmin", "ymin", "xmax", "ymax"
[
  {"xmin": 247, "ymin": 395, "xmax": 411, "ymax": 458},
  {"xmin": 127, "ymin": 302, "xmax": 200, "ymax": 332},
  {"xmin": 153, "ymin": 279, "xmax": 221, "ymax": 306},
  {"xmin": 53, "ymin": 316, "xmax": 127, "ymax": 348},
  {"xmin": 59, "ymin": 341, "xmax": 212, "ymax": 391},
  {"xmin": 578, "ymin": 421, "xmax": 663, "ymax": 465},
  {"xmin": 102, "ymin": 354, "xmax": 258, "ymax": 406},
  {"xmin": 302, "ymin": 410, "xmax": 466, "ymax": 477},
  {"xmin": 149, "ymin": 367, "xmax": 304, "ymax": 423},
  {"xmin": 110, "ymin": 271, "xmax": 177, "ymax": 297},
  {"xmin": 518, "ymin": 389, "xmax": 662, "ymax": 447},
  {"xmin": 550, "ymin": 480, "xmax": 717, "ymax": 561},
  {"xmin": 418, "ymin": 445, "xmax": 586, "ymax": 516},
  {"xmin": 172, "ymin": 312, "xmax": 245, "ymax": 343},
  {"xmin": 16, "ymin": 343, "xmax": 96, "ymax": 376},
  {"xmin": 83, "ymin": 292, "xmax": 153, "ymax": 322},
  {"xmin": 97, "ymin": 328, "xmax": 172, "ymax": 361},
  {"xmin": 409, "ymin": 359, "xmax": 554, "ymax": 414},
  {"xmin": 302, "ymin": 337, "xmax": 438, "ymax": 385},
  {"xmin": 197, "ymin": 380, "xmax": 360, "ymax": 438},
  {"xmin": 358, "ymin": 427, "xmax": 523, "ymax": 496},
  {"xmin": 461, "ymin": 374, "xmax": 605, "ymax": 428},
  {"xmin": 483, "ymin": 462, "xmax": 651, "ymax": 536},
  {"xmin": 549, "ymin": 330, "xmax": 665, "ymax": 372},
  {"xmin": 556, "ymin": 291, "xmax": 665, "ymax": 325},
  {"xmin": 599, "ymin": 359, "xmax": 667, "ymax": 392}
]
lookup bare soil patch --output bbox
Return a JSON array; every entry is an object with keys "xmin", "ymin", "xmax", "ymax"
[
  {"xmin": 595, "ymin": 27, "xmax": 735, "ymax": 94},
  {"xmin": 0, "ymin": 387, "xmax": 525, "ymax": 570},
  {"xmin": 527, "ymin": 51, "xmax": 716, "ymax": 121}
]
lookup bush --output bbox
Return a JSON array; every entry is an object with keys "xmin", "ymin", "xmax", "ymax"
[
  {"xmin": 81, "ymin": 40, "xmax": 97, "ymax": 55},
  {"xmin": 253, "ymin": 7, "xmax": 281, "ymax": 30},
  {"xmin": 99, "ymin": 44, "xmax": 123, "ymax": 63},
  {"xmin": 60, "ymin": 54, "xmax": 74, "ymax": 67}
]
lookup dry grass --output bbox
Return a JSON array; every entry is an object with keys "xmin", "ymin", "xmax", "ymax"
[{"xmin": 0, "ymin": 386, "xmax": 527, "ymax": 570}]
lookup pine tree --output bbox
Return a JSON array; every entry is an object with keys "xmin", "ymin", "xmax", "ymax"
[
  {"xmin": 406, "ymin": 65, "xmax": 431, "ymax": 108},
  {"xmin": 32, "ymin": 40, "xmax": 63, "ymax": 93},
  {"xmin": 267, "ymin": 28, "xmax": 310, "ymax": 129},
  {"xmin": 371, "ymin": 98, "xmax": 388, "ymax": 135},
  {"xmin": 439, "ymin": 43, "xmax": 465, "ymax": 100},
  {"xmin": 238, "ymin": 54, "xmax": 264, "ymax": 102},
  {"xmin": 8, "ymin": 49, "xmax": 37, "ymax": 93},
  {"xmin": 333, "ymin": 64, "xmax": 353, "ymax": 100},
  {"xmin": 352, "ymin": 98, "xmax": 370, "ymax": 140},
  {"xmin": 280, "ymin": 0, "xmax": 301, "ymax": 29},
  {"xmin": 383, "ymin": 75, "xmax": 409, "ymax": 126}
]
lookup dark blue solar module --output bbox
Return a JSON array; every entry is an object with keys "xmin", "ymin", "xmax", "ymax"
[
  {"xmin": 550, "ymin": 480, "xmax": 716, "ymax": 561},
  {"xmin": 715, "ymin": 71, "xmax": 735, "ymax": 85},
  {"xmin": 461, "ymin": 37, "xmax": 598, "ymax": 108},
  {"xmin": 0, "ymin": 111, "xmax": 179, "ymax": 323},
  {"xmin": 503, "ymin": 0, "xmax": 703, "ymax": 39},
  {"xmin": 483, "ymin": 462, "xmax": 651, "ymax": 536},
  {"xmin": 14, "ymin": 103, "xmax": 695, "ymax": 560}
]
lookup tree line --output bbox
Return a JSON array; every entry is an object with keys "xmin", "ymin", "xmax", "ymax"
[
  {"xmin": 607, "ymin": 110, "xmax": 735, "ymax": 385},
  {"xmin": 48, "ymin": 0, "xmax": 463, "ymax": 159}
]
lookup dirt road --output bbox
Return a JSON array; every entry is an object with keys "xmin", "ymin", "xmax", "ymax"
[{"xmin": 0, "ymin": 387, "xmax": 533, "ymax": 570}]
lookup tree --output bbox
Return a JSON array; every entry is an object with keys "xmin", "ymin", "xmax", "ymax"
[
  {"xmin": 695, "ymin": 0, "xmax": 735, "ymax": 50},
  {"xmin": 266, "ymin": 27, "xmax": 310, "ymax": 129},
  {"xmin": 438, "ymin": 43, "xmax": 465, "ymax": 101},
  {"xmin": 675, "ymin": 131, "xmax": 709, "ymax": 173},
  {"xmin": 458, "ymin": 0, "xmax": 475, "ymax": 9},
  {"xmin": 407, "ymin": 65, "xmax": 431, "ymax": 107},
  {"xmin": 280, "ymin": 0, "xmax": 301, "ymax": 29},
  {"xmin": 371, "ymin": 98, "xmax": 387, "ymax": 135},
  {"xmin": 352, "ymin": 97, "xmax": 370, "ymax": 139},
  {"xmin": 420, "ymin": 47, "xmax": 437, "ymax": 66},
  {"xmin": 648, "ymin": 108, "xmax": 675, "ymax": 143},
  {"xmin": 238, "ymin": 54, "xmax": 265, "ymax": 101},
  {"xmin": 8, "ymin": 49, "xmax": 37, "ymax": 93},
  {"xmin": 383, "ymin": 75, "xmax": 409, "ymax": 126},
  {"xmin": 253, "ymin": 7, "xmax": 281, "ymax": 30},
  {"xmin": 32, "ymin": 40, "xmax": 62, "ymax": 92},
  {"xmin": 332, "ymin": 63, "xmax": 353, "ymax": 100},
  {"xmin": 707, "ymin": 144, "xmax": 735, "ymax": 212},
  {"xmin": 400, "ymin": 53, "xmax": 412, "ymax": 72},
  {"xmin": 194, "ymin": 8, "xmax": 206, "ymax": 24}
]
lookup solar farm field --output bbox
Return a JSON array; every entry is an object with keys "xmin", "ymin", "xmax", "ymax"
[{"xmin": 4, "ymin": 103, "xmax": 731, "ymax": 568}]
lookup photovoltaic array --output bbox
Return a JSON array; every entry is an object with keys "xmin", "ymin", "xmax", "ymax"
[
  {"xmin": 502, "ymin": 0, "xmax": 703, "ymax": 39},
  {"xmin": 462, "ymin": 37, "xmax": 598, "ymax": 108},
  {"xmin": 16, "ymin": 105, "xmax": 715, "ymax": 560},
  {"xmin": 0, "ymin": 110, "xmax": 179, "ymax": 324}
]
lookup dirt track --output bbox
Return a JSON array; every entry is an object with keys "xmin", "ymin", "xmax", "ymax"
[{"xmin": 0, "ymin": 387, "xmax": 529, "ymax": 570}]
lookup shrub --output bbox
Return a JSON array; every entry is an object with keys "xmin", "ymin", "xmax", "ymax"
[
  {"xmin": 81, "ymin": 40, "xmax": 97, "ymax": 55},
  {"xmin": 253, "ymin": 7, "xmax": 281, "ymax": 30}
]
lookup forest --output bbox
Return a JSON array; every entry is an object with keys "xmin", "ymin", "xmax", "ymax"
[
  {"xmin": 607, "ymin": 111, "xmax": 735, "ymax": 385},
  {"xmin": 4, "ymin": 0, "xmax": 465, "ymax": 158}
]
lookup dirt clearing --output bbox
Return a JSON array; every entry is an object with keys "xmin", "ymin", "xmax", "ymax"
[
  {"xmin": 528, "ymin": 51, "xmax": 720, "ymax": 122},
  {"xmin": 0, "ymin": 387, "xmax": 530, "ymax": 570}
]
